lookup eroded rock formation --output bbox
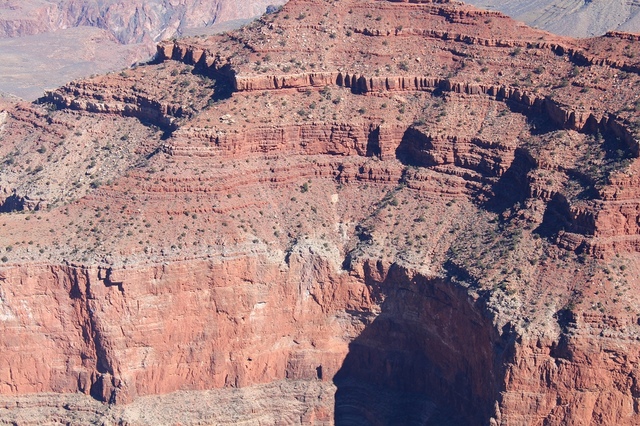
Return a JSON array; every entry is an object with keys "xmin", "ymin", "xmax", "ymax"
[{"xmin": 1, "ymin": 0, "xmax": 640, "ymax": 424}]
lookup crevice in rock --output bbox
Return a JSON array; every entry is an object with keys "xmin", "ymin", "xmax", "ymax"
[
  {"xmin": 65, "ymin": 269, "xmax": 122, "ymax": 404},
  {"xmin": 201, "ymin": 63, "xmax": 236, "ymax": 102},
  {"xmin": 366, "ymin": 125, "xmax": 382, "ymax": 158}
]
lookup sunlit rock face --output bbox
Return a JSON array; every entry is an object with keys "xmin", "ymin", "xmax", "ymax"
[{"xmin": 0, "ymin": 0, "xmax": 640, "ymax": 424}]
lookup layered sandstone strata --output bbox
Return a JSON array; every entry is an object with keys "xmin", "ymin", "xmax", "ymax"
[{"xmin": 1, "ymin": 0, "xmax": 640, "ymax": 424}]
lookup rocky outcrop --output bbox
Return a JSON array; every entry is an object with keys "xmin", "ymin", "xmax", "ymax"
[
  {"xmin": 46, "ymin": 0, "xmax": 640, "ymax": 255},
  {"xmin": 502, "ymin": 331, "xmax": 640, "ymax": 425},
  {"xmin": 156, "ymin": 37, "xmax": 639, "ymax": 143},
  {"xmin": 167, "ymin": 122, "xmax": 396, "ymax": 158},
  {"xmin": 3, "ymin": 0, "xmax": 640, "ymax": 424}
]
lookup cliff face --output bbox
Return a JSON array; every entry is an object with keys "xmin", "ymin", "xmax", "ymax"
[
  {"xmin": 0, "ymin": 253, "xmax": 362, "ymax": 407},
  {"xmin": 0, "ymin": 255, "xmax": 504, "ymax": 424},
  {"xmin": 1, "ymin": 0, "xmax": 640, "ymax": 424},
  {"xmin": 3, "ymin": 250, "xmax": 639, "ymax": 424}
]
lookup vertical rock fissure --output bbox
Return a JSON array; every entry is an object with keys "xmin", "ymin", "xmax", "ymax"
[{"xmin": 80, "ymin": 268, "xmax": 120, "ymax": 404}]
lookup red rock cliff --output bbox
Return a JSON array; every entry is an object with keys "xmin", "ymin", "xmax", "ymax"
[{"xmin": 2, "ymin": 0, "xmax": 640, "ymax": 424}]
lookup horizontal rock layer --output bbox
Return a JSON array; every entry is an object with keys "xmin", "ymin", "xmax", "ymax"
[{"xmin": 3, "ymin": 0, "xmax": 640, "ymax": 425}]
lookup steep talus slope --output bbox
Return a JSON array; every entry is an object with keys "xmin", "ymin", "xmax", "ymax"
[{"xmin": 1, "ymin": 0, "xmax": 640, "ymax": 424}]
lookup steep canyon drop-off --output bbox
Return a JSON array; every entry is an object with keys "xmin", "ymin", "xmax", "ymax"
[{"xmin": 1, "ymin": 0, "xmax": 640, "ymax": 424}]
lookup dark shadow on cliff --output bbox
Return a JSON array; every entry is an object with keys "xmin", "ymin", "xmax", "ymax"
[
  {"xmin": 533, "ymin": 193, "xmax": 573, "ymax": 239},
  {"xmin": 193, "ymin": 59, "xmax": 236, "ymax": 102},
  {"xmin": 524, "ymin": 109, "xmax": 558, "ymax": 136},
  {"xmin": 395, "ymin": 127, "xmax": 436, "ymax": 167},
  {"xmin": 587, "ymin": 129, "xmax": 636, "ymax": 184},
  {"xmin": 367, "ymin": 126, "xmax": 382, "ymax": 158},
  {"xmin": 481, "ymin": 148, "xmax": 536, "ymax": 215},
  {"xmin": 333, "ymin": 263, "xmax": 513, "ymax": 425}
]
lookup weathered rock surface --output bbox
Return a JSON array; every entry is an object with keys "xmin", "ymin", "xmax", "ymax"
[{"xmin": 1, "ymin": 0, "xmax": 640, "ymax": 424}]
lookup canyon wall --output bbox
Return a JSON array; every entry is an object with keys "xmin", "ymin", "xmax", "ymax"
[
  {"xmin": 0, "ymin": 0, "xmax": 287, "ymax": 100},
  {"xmin": 3, "ymin": 253, "xmax": 639, "ymax": 424},
  {"xmin": 0, "ymin": 250, "xmax": 502, "ymax": 423},
  {"xmin": 466, "ymin": 0, "xmax": 640, "ymax": 38},
  {"xmin": 2, "ymin": 0, "xmax": 640, "ymax": 424},
  {"xmin": 0, "ymin": 250, "xmax": 364, "ymax": 405}
]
